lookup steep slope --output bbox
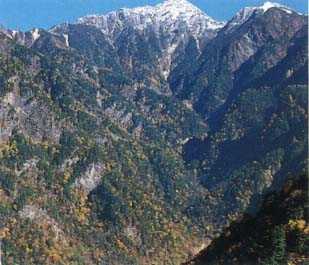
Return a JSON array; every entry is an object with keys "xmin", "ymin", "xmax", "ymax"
[
  {"xmin": 170, "ymin": 3, "xmax": 306, "ymax": 114},
  {"xmin": 0, "ymin": 29, "xmax": 210, "ymax": 264},
  {"xmin": 0, "ymin": 1, "xmax": 307, "ymax": 265},
  {"xmin": 182, "ymin": 13, "xmax": 308, "ymax": 234},
  {"xmin": 179, "ymin": 2, "xmax": 308, "ymax": 221},
  {"xmin": 224, "ymin": 2, "xmax": 298, "ymax": 33},
  {"xmin": 0, "ymin": 27, "xmax": 44, "ymax": 47},
  {"xmin": 52, "ymin": 0, "xmax": 224, "ymax": 93},
  {"xmin": 184, "ymin": 174, "xmax": 309, "ymax": 265}
]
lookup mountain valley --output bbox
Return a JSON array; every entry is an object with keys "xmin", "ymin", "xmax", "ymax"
[{"xmin": 0, "ymin": 0, "xmax": 307, "ymax": 264}]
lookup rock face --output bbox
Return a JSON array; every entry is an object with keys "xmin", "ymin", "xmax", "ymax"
[
  {"xmin": 51, "ymin": 0, "xmax": 224, "ymax": 92},
  {"xmin": 0, "ymin": 1, "xmax": 307, "ymax": 264},
  {"xmin": 76, "ymin": 0, "xmax": 224, "ymax": 44}
]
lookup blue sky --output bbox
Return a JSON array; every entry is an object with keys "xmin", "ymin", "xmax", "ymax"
[{"xmin": 0, "ymin": 0, "xmax": 307, "ymax": 31}]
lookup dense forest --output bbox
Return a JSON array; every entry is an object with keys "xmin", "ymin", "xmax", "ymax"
[
  {"xmin": 0, "ymin": 0, "xmax": 308, "ymax": 264},
  {"xmin": 185, "ymin": 174, "xmax": 309, "ymax": 264}
]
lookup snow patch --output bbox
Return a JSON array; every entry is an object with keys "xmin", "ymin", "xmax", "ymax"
[
  {"xmin": 77, "ymin": 0, "xmax": 225, "ymax": 39},
  {"xmin": 226, "ymin": 1, "xmax": 295, "ymax": 31},
  {"xmin": 260, "ymin": 1, "xmax": 292, "ymax": 13},
  {"xmin": 11, "ymin": 30, "xmax": 18, "ymax": 37},
  {"xmin": 162, "ymin": 42, "xmax": 178, "ymax": 79},
  {"xmin": 181, "ymin": 137, "xmax": 191, "ymax": 144},
  {"xmin": 31, "ymin": 28, "xmax": 40, "ymax": 42},
  {"xmin": 96, "ymin": 90, "xmax": 104, "ymax": 107},
  {"xmin": 63, "ymin": 33, "xmax": 70, "ymax": 47}
]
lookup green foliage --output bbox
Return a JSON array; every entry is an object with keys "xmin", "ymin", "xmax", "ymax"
[
  {"xmin": 262, "ymin": 226, "xmax": 287, "ymax": 265},
  {"xmin": 0, "ymin": 10, "xmax": 307, "ymax": 265},
  {"xmin": 188, "ymin": 175, "xmax": 308, "ymax": 265}
]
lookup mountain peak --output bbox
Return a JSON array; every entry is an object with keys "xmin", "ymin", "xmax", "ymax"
[
  {"xmin": 159, "ymin": 0, "xmax": 201, "ymax": 10},
  {"xmin": 77, "ymin": 0, "xmax": 224, "ymax": 38},
  {"xmin": 258, "ymin": 1, "xmax": 293, "ymax": 13},
  {"xmin": 161, "ymin": 0, "xmax": 195, "ymax": 5},
  {"xmin": 155, "ymin": 0, "xmax": 208, "ymax": 20},
  {"xmin": 225, "ymin": 1, "xmax": 296, "ymax": 32},
  {"xmin": 153, "ymin": 0, "xmax": 224, "ymax": 29}
]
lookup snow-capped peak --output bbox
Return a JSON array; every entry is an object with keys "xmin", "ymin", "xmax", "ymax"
[
  {"xmin": 155, "ymin": 0, "xmax": 224, "ymax": 30},
  {"xmin": 77, "ymin": 0, "xmax": 225, "ymax": 37},
  {"xmin": 156, "ymin": 0, "xmax": 208, "ymax": 18},
  {"xmin": 75, "ymin": 0, "xmax": 225, "ymax": 81},
  {"xmin": 259, "ymin": 2, "xmax": 293, "ymax": 13},
  {"xmin": 225, "ymin": 1, "xmax": 295, "ymax": 31}
]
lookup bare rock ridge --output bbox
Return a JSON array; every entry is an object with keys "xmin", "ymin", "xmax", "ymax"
[{"xmin": 76, "ymin": 0, "xmax": 225, "ymax": 37}]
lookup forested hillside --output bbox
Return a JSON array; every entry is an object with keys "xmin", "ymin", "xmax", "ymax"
[
  {"xmin": 0, "ymin": 1, "xmax": 307, "ymax": 264},
  {"xmin": 184, "ymin": 174, "xmax": 309, "ymax": 265}
]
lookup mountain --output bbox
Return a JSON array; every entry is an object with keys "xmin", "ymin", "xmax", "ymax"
[
  {"xmin": 76, "ymin": 0, "xmax": 224, "ymax": 38},
  {"xmin": 184, "ymin": 174, "xmax": 309, "ymax": 265},
  {"xmin": 224, "ymin": 1, "xmax": 299, "ymax": 32},
  {"xmin": 50, "ymin": 0, "xmax": 224, "ymax": 95},
  {"xmin": 0, "ymin": 1, "xmax": 307, "ymax": 264}
]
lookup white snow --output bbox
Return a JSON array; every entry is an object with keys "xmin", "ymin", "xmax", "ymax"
[
  {"xmin": 11, "ymin": 30, "xmax": 18, "ymax": 37},
  {"xmin": 161, "ymin": 42, "xmax": 178, "ymax": 79},
  {"xmin": 0, "ymin": 29, "xmax": 16, "ymax": 39},
  {"xmin": 31, "ymin": 28, "xmax": 40, "ymax": 42},
  {"xmin": 77, "ymin": 0, "xmax": 225, "ymax": 38},
  {"xmin": 260, "ymin": 1, "xmax": 292, "ymax": 13},
  {"xmin": 226, "ymin": 1, "xmax": 295, "ymax": 31},
  {"xmin": 75, "ymin": 0, "xmax": 225, "ymax": 80},
  {"xmin": 96, "ymin": 90, "xmax": 103, "ymax": 107},
  {"xmin": 63, "ymin": 33, "xmax": 70, "ymax": 47}
]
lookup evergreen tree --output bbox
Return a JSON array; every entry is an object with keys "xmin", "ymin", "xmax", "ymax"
[{"xmin": 262, "ymin": 225, "xmax": 287, "ymax": 265}]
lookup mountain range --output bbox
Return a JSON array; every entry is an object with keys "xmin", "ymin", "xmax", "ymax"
[{"xmin": 0, "ymin": 0, "xmax": 307, "ymax": 264}]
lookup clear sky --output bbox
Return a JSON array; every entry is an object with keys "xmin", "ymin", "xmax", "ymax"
[{"xmin": 0, "ymin": 0, "xmax": 307, "ymax": 31}]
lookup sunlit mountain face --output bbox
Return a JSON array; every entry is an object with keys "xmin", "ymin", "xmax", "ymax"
[{"xmin": 0, "ymin": 1, "xmax": 307, "ymax": 264}]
